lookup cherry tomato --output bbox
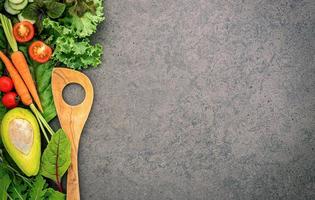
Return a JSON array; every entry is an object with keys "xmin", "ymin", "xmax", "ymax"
[
  {"xmin": 0, "ymin": 76, "xmax": 14, "ymax": 93},
  {"xmin": 29, "ymin": 41, "xmax": 52, "ymax": 63},
  {"xmin": 13, "ymin": 21, "xmax": 35, "ymax": 43},
  {"xmin": 2, "ymin": 92, "xmax": 19, "ymax": 109}
]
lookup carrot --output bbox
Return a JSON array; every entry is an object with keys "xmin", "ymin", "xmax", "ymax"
[
  {"xmin": 11, "ymin": 51, "xmax": 43, "ymax": 112},
  {"xmin": 0, "ymin": 14, "xmax": 43, "ymax": 112},
  {"xmin": 0, "ymin": 51, "xmax": 32, "ymax": 106}
]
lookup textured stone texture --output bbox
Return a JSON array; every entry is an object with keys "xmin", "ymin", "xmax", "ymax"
[{"xmin": 69, "ymin": 0, "xmax": 315, "ymax": 199}]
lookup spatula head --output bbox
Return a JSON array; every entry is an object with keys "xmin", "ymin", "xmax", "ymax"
[{"xmin": 51, "ymin": 67, "xmax": 94, "ymax": 143}]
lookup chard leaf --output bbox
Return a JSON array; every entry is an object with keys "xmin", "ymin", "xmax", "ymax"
[
  {"xmin": 40, "ymin": 129, "xmax": 71, "ymax": 186},
  {"xmin": 34, "ymin": 61, "xmax": 56, "ymax": 122},
  {"xmin": 29, "ymin": 176, "xmax": 47, "ymax": 200},
  {"xmin": 45, "ymin": 2, "xmax": 66, "ymax": 19}
]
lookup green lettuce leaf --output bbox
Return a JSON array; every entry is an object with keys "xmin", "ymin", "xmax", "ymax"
[
  {"xmin": 53, "ymin": 36, "xmax": 103, "ymax": 69},
  {"xmin": 42, "ymin": 18, "xmax": 103, "ymax": 69},
  {"xmin": 40, "ymin": 129, "xmax": 71, "ymax": 188},
  {"xmin": 61, "ymin": 0, "xmax": 104, "ymax": 38},
  {"xmin": 34, "ymin": 61, "xmax": 57, "ymax": 122},
  {"xmin": 42, "ymin": 18, "xmax": 73, "ymax": 37}
]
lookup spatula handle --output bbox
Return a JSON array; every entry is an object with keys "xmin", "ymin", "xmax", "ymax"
[{"xmin": 67, "ymin": 147, "xmax": 80, "ymax": 200}]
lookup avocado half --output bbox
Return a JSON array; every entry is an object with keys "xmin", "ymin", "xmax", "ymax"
[{"xmin": 1, "ymin": 108, "xmax": 41, "ymax": 176}]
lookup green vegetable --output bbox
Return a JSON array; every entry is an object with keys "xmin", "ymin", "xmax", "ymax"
[
  {"xmin": 0, "ymin": 174, "xmax": 11, "ymax": 200},
  {"xmin": 0, "ymin": 27, "xmax": 7, "ymax": 74},
  {"xmin": 45, "ymin": 1, "xmax": 66, "ymax": 19},
  {"xmin": 61, "ymin": 0, "xmax": 104, "ymax": 38},
  {"xmin": 53, "ymin": 35, "xmax": 103, "ymax": 69},
  {"xmin": 0, "ymin": 13, "xmax": 18, "ymax": 52},
  {"xmin": 0, "ymin": 99, "xmax": 7, "ymax": 121},
  {"xmin": 45, "ymin": 188, "xmax": 65, "ymax": 200},
  {"xmin": 40, "ymin": 129, "xmax": 71, "ymax": 192},
  {"xmin": 42, "ymin": 18, "xmax": 103, "ymax": 69},
  {"xmin": 22, "ymin": 0, "xmax": 66, "ymax": 33},
  {"xmin": 29, "ymin": 176, "xmax": 47, "ymax": 200},
  {"xmin": 7, "ymin": 0, "xmax": 28, "ymax": 11},
  {"xmin": 8, "ymin": 178, "xmax": 29, "ymax": 200},
  {"xmin": 1, "ymin": 150, "xmax": 66, "ymax": 199},
  {"xmin": 34, "ymin": 61, "xmax": 56, "ymax": 122},
  {"xmin": 0, "ymin": 26, "xmax": 7, "ymax": 49}
]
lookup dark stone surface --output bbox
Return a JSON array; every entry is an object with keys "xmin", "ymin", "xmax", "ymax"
[{"xmin": 68, "ymin": 0, "xmax": 315, "ymax": 199}]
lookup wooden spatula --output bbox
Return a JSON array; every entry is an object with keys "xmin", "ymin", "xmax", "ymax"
[{"xmin": 52, "ymin": 68, "xmax": 94, "ymax": 200}]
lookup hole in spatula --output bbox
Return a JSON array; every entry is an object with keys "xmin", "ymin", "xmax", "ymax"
[{"xmin": 62, "ymin": 83, "xmax": 86, "ymax": 106}]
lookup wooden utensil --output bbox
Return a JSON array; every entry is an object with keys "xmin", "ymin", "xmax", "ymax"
[{"xmin": 52, "ymin": 68, "xmax": 94, "ymax": 200}]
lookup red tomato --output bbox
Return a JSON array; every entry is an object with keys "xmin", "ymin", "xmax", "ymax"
[
  {"xmin": 2, "ymin": 92, "xmax": 19, "ymax": 109},
  {"xmin": 13, "ymin": 21, "xmax": 35, "ymax": 43},
  {"xmin": 0, "ymin": 76, "xmax": 14, "ymax": 93},
  {"xmin": 29, "ymin": 41, "xmax": 52, "ymax": 63}
]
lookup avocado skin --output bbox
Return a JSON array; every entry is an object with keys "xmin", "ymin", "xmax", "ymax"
[{"xmin": 1, "ymin": 108, "xmax": 41, "ymax": 177}]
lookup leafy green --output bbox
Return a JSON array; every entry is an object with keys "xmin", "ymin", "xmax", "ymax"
[
  {"xmin": 53, "ymin": 35, "xmax": 103, "ymax": 69},
  {"xmin": 61, "ymin": 0, "xmax": 104, "ymax": 38},
  {"xmin": 40, "ymin": 129, "xmax": 71, "ymax": 190},
  {"xmin": 0, "ymin": 174, "xmax": 11, "ymax": 200},
  {"xmin": 45, "ymin": 188, "xmax": 65, "ymax": 200},
  {"xmin": 42, "ymin": 18, "xmax": 103, "ymax": 69},
  {"xmin": 21, "ymin": 3, "xmax": 40, "ymax": 22},
  {"xmin": 22, "ymin": 0, "xmax": 66, "ymax": 33},
  {"xmin": 45, "ymin": 1, "xmax": 66, "ymax": 19},
  {"xmin": 34, "ymin": 61, "xmax": 57, "ymax": 122},
  {"xmin": 0, "ymin": 27, "xmax": 7, "ymax": 49},
  {"xmin": 0, "ymin": 101, "xmax": 7, "ymax": 122},
  {"xmin": 29, "ymin": 176, "xmax": 47, "ymax": 200},
  {"xmin": 8, "ymin": 180, "xmax": 28, "ymax": 200},
  {"xmin": 0, "ymin": 19, "xmax": 7, "ymax": 73},
  {"xmin": 1, "ymin": 149, "xmax": 67, "ymax": 199}
]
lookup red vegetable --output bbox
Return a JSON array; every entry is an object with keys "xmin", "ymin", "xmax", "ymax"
[
  {"xmin": 29, "ymin": 41, "xmax": 52, "ymax": 63},
  {"xmin": 2, "ymin": 92, "xmax": 19, "ymax": 109},
  {"xmin": 0, "ymin": 76, "xmax": 14, "ymax": 93},
  {"xmin": 13, "ymin": 21, "xmax": 35, "ymax": 43}
]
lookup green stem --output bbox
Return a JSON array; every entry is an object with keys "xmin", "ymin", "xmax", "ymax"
[
  {"xmin": 30, "ymin": 104, "xmax": 55, "ymax": 136},
  {"xmin": 7, "ymin": 193, "xmax": 13, "ymax": 200},
  {"xmin": 0, "ymin": 14, "xmax": 18, "ymax": 52},
  {"xmin": 7, "ymin": 165, "xmax": 32, "ymax": 187},
  {"xmin": 33, "ymin": 109, "xmax": 49, "ymax": 143}
]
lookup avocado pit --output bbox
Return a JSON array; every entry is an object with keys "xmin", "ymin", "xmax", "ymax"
[{"xmin": 9, "ymin": 118, "xmax": 33, "ymax": 155}]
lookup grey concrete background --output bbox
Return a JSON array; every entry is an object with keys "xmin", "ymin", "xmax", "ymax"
[{"xmin": 66, "ymin": 0, "xmax": 315, "ymax": 199}]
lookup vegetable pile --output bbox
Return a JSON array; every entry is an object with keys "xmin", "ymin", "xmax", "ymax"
[{"xmin": 0, "ymin": 0, "xmax": 104, "ymax": 198}]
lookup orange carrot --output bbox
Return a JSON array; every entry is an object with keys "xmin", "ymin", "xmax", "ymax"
[
  {"xmin": 11, "ymin": 51, "xmax": 43, "ymax": 112},
  {"xmin": 0, "ymin": 14, "xmax": 43, "ymax": 112},
  {"xmin": 0, "ymin": 51, "xmax": 32, "ymax": 106}
]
